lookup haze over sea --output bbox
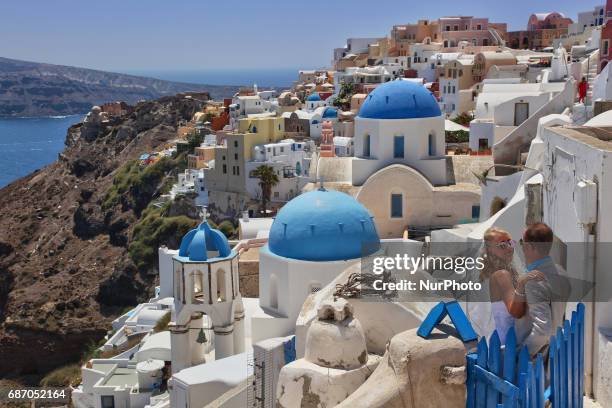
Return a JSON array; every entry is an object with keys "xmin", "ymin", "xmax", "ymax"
[
  {"xmin": 0, "ymin": 68, "xmax": 301, "ymax": 187},
  {"xmin": 122, "ymin": 68, "xmax": 303, "ymax": 88}
]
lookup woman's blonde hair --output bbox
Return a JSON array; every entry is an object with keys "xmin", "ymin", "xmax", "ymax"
[{"xmin": 480, "ymin": 227, "xmax": 518, "ymax": 283}]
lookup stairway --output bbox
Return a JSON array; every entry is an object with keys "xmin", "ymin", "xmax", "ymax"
[{"xmin": 586, "ymin": 64, "xmax": 597, "ymax": 103}]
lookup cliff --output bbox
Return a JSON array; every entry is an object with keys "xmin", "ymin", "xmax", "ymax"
[
  {"xmin": 0, "ymin": 57, "xmax": 239, "ymax": 117},
  {"xmin": 0, "ymin": 94, "xmax": 207, "ymax": 383}
]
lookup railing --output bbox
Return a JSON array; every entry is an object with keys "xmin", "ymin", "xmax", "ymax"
[
  {"xmin": 493, "ymin": 79, "xmax": 575, "ymax": 173},
  {"xmin": 466, "ymin": 303, "xmax": 585, "ymax": 408}
]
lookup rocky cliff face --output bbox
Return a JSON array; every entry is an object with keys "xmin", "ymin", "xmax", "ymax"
[
  {"xmin": 0, "ymin": 57, "xmax": 239, "ymax": 117},
  {"xmin": 0, "ymin": 94, "xmax": 205, "ymax": 382}
]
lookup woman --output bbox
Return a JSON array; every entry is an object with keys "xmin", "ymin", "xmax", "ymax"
[
  {"xmin": 578, "ymin": 77, "xmax": 588, "ymax": 103},
  {"xmin": 480, "ymin": 227, "xmax": 544, "ymax": 342}
]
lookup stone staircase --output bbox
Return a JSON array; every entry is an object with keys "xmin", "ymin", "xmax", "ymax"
[{"xmin": 586, "ymin": 63, "xmax": 598, "ymax": 103}]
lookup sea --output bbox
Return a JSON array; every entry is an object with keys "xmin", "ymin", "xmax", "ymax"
[
  {"xmin": 0, "ymin": 68, "xmax": 304, "ymax": 188},
  {"xmin": 0, "ymin": 115, "xmax": 83, "ymax": 188}
]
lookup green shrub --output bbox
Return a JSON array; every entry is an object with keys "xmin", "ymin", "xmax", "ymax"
[
  {"xmin": 217, "ymin": 220, "xmax": 235, "ymax": 239},
  {"xmin": 129, "ymin": 204, "xmax": 197, "ymax": 272},
  {"xmin": 154, "ymin": 312, "xmax": 171, "ymax": 332},
  {"xmin": 103, "ymin": 155, "xmax": 188, "ymax": 212},
  {"xmin": 40, "ymin": 364, "xmax": 82, "ymax": 387}
]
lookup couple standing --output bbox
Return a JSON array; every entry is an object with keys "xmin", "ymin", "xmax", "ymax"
[{"xmin": 473, "ymin": 223, "xmax": 569, "ymax": 358}]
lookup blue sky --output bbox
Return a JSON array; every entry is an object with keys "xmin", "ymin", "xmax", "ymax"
[{"xmin": 0, "ymin": 0, "xmax": 603, "ymax": 71}]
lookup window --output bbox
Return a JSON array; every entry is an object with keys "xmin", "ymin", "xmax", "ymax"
[
  {"xmin": 393, "ymin": 136, "xmax": 404, "ymax": 158},
  {"xmin": 234, "ymin": 153, "xmax": 238, "ymax": 160},
  {"xmin": 604, "ymin": 40, "xmax": 610, "ymax": 56},
  {"xmin": 101, "ymin": 396, "xmax": 115, "ymax": 408},
  {"xmin": 222, "ymin": 164, "xmax": 227, "ymax": 174},
  {"xmin": 363, "ymin": 134, "xmax": 371, "ymax": 157},
  {"xmin": 274, "ymin": 191, "xmax": 279, "ymax": 198},
  {"xmin": 236, "ymin": 166, "xmax": 240, "ymax": 176},
  {"xmin": 391, "ymin": 194, "xmax": 403, "ymax": 218},
  {"xmin": 472, "ymin": 205, "xmax": 481, "ymax": 219},
  {"xmin": 428, "ymin": 134, "xmax": 436, "ymax": 156},
  {"xmin": 234, "ymin": 140, "xmax": 238, "ymax": 147}
]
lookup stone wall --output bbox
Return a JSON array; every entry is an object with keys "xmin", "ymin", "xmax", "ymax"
[{"xmin": 238, "ymin": 259, "xmax": 259, "ymax": 297}]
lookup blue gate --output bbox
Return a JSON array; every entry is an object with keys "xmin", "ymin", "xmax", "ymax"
[{"xmin": 465, "ymin": 303, "xmax": 585, "ymax": 408}]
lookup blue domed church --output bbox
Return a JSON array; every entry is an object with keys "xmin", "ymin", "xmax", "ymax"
[
  {"xmin": 345, "ymin": 80, "xmax": 481, "ymax": 238},
  {"xmin": 250, "ymin": 187, "xmax": 380, "ymax": 343}
]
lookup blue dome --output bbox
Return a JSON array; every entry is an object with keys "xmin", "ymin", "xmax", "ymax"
[
  {"xmin": 268, "ymin": 189, "xmax": 380, "ymax": 262},
  {"xmin": 322, "ymin": 107, "xmax": 338, "ymax": 118},
  {"xmin": 358, "ymin": 80, "xmax": 441, "ymax": 120},
  {"xmin": 306, "ymin": 93, "xmax": 321, "ymax": 102},
  {"xmin": 177, "ymin": 221, "xmax": 232, "ymax": 262}
]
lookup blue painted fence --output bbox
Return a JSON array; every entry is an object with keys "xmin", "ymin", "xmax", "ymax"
[{"xmin": 466, "ymin": 303, "xmax": 585, "ymax": 408}]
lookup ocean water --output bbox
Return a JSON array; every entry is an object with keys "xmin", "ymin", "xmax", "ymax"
[
  {"xmin": 122, "ymin": 68, "xmax": 306, "ymax": 89},
  {"xmin": 0, "ymin": 115, "xmax": 82, "ymax": 188}
]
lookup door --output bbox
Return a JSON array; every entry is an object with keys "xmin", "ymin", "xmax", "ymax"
[{"xmin": 514, "ymin": 103, "xmax": 529, "ymax": 126}]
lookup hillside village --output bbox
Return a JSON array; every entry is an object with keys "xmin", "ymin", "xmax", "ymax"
[{"xmin": 42, "ymin": 3, "xmax": 612, "ymax": 408}]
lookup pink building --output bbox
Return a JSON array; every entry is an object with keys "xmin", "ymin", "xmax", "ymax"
[
  {"xmin": 527, "ymin": 12, "xmax": 573, "ymax": 31},
  {"xmin": 438, "ymin": 16, "xmax": 507, "ymax": 48},
  {"xmin": 600, "ymin": 0, "xmax": 612, "ymax": 71}
]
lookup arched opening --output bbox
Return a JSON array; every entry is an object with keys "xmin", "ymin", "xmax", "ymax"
[
  {"xmin": 216, "ymin": 268, "xmax": 227, "ymax": 302},
  {"xmin": 428, "ymin": 133, "xmax": 436, "ymax": 156},
  {"xmin": 269, "ymin": 274, "xmax": 279, "ymax": 310},
  {"xmin": 363, "ymin": 134, "xmax": 371, "ymax": 157},
  {"xmin": 193, "ymin": 270, "xmax": 205, "ymax": 304},
  {"xmin": 174, "ymin": 262, "xmax": 183, "ymax": 301}
]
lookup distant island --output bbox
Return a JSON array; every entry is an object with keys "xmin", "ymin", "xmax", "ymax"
[{"xmin": 0, "ymin": 57, "xmax": 240, "ymax": 117}]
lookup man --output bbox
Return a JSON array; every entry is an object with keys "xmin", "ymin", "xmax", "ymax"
[{"xmin": 516, "ymin": 223, "xmax": 570, "ymax": 358}]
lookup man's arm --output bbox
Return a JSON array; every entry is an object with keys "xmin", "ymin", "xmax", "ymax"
[{"xmin": 523, "ymin": 280, "xmax": 552, "ymax": 356}]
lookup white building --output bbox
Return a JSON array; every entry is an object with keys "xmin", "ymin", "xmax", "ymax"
[
  {"xmin": 245, "ymin": 139, "xmax": 312, "ymax": 203},
  {"xmin": 569, "ymin": 5, "xmax": 605, "ymax": 35},
  {"xmin": 333, "ymin": 37, "xmax": 381, "ymax": 66},
  {"xmin": 168, "ymin": 221, "xmax": 244, "ymax": 373},
  {"xmin": 409, "ymin": 42, "xmax": 444, "ymax": 82},
  {"xmin": 334, "ymin": 136, "xmax": 354, "ymax": 157},
  {"xmin": 229, "ymin": 94, "xmax": 275, "ymax": 129},
  {"xmin": 250, "ymin": 188, "xmax": 381, "ymax": 343},
  {"xmin": 304, "ymin": 92, "xmax": 327, "ymax": 111},
  {"xmin": 333, "ymin": 64, "xmax": 402, "ymax": 91},
  {"xmin": 439, "ymin": 58, "xmax": 476, "ymax": 117},
  {"xmin": 352, "ymin": 80, "xmax": 448, "ymax": 186},
  {"xmin": 469, "ymin": 80, "xmax": 568, "ymax": 151}
]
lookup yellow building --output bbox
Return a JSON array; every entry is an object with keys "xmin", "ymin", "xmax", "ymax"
[{"xmin": 205, "ymin": 116, "xmax": 287, "ymax": 207}]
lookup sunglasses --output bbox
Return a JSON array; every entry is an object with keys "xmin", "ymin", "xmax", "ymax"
[{"xmin": 493, "ymin": 239, "xmax": 516, "ymax": 249}]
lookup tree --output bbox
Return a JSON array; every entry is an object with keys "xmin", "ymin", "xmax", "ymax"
[
  {"xmin": 252, "ymin": 165, "xmax": 279, "ymax": 215},
  {"xmin": 451, "ymin": 112, "xmax": 474, "ymax": 127},
  {"xmin": 332, "ymin": 82, "xmax": 356, "ymax": 110}
]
